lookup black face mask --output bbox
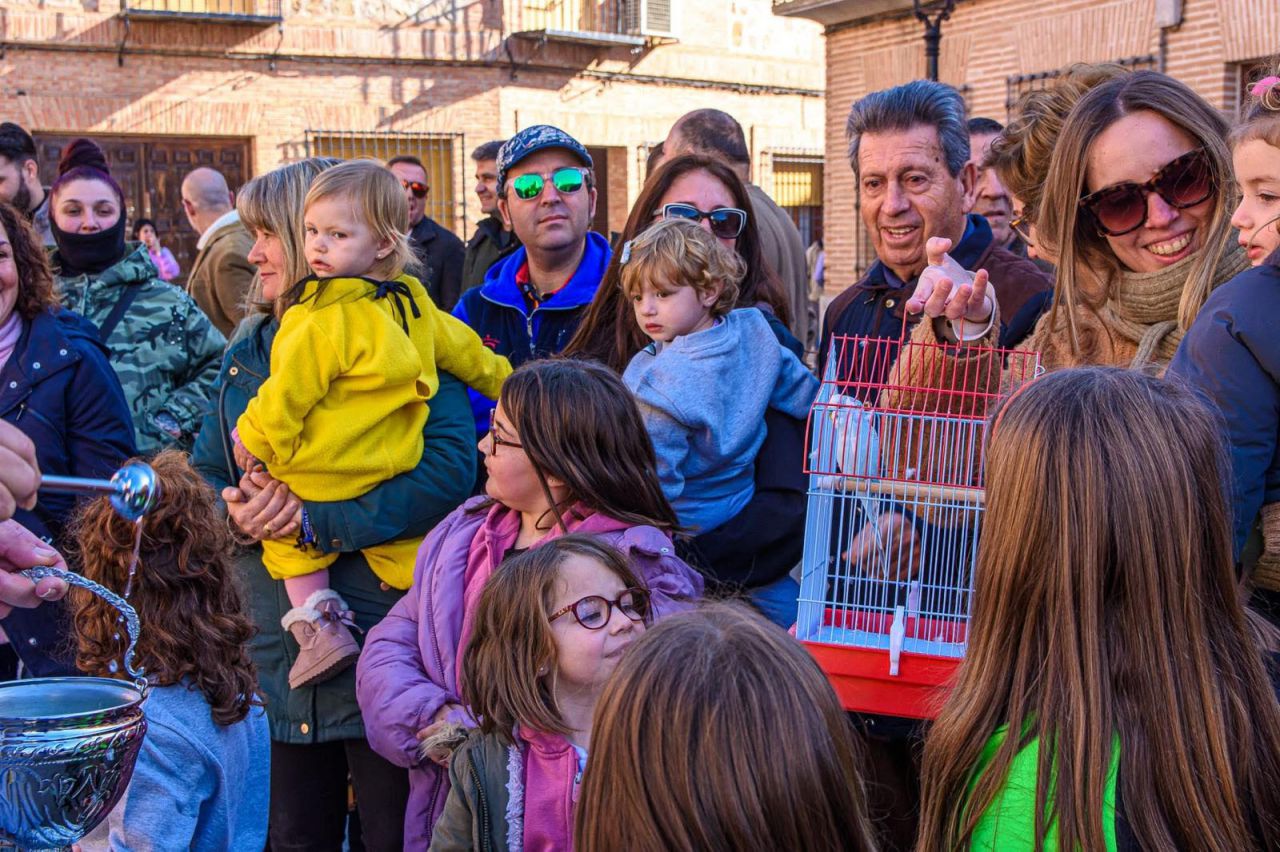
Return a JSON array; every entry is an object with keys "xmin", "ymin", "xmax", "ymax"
[{"xmin": 52, "ymin": 214, "xmax": 127, "ymax": 278}]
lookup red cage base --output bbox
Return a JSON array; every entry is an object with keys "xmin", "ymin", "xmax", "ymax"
[{"xmin": 804, "ymin": 640, "xmax": 959, "ymax": 719}]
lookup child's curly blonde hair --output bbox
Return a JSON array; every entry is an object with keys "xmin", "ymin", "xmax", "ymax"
[{"xmin": 619, "ymin": 217, "xmax": 744, "ymax": 318}]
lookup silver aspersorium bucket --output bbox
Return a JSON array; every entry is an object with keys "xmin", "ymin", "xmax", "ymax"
[{"xmin": 0, "ymin": 567, "xmax": 149, "ymax": 852}]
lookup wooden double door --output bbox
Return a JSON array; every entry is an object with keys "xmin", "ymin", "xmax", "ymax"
[{"xmin": 35, "ymin": 134, "xmax": 252, "ymax": 284}]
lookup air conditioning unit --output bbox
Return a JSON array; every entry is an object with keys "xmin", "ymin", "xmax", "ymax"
[{"xmin": 623, "ymin": 0, "xmax": 675, "ymax": 38}]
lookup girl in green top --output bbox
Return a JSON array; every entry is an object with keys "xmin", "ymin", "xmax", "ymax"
[{"xmin": 917, "ymin": 368, "xmax": 1280, "ymax": 851}]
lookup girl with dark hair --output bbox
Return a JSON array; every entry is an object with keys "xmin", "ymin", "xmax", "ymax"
[
  {"xmin": 50, "ymin": 137, "xmax": 225, "ymax": 453},
  {"xmin": 72, "ymin": 450, "xmax": 269, "ymax": 850},
  {"xmin": 431, "ymin": 536, "xmax": 649, "ymax": 849},
  {"xmin": 916, "ymin": 368, "xmax": 1280, "ymax": 851},
  {"xmin": 566, "ymin": 153, "xmax": 809, "ymax": 625},
  {"xmin": 356, "ymin": 358, "xmax": 702, "ymax": 850},
  {"xmin": 0, "ymin": 201, "xmax": 134, "ymax": 679},
  {"xmin": 131, "ymin": 217, "xmax": 180, "ymax": 280}
]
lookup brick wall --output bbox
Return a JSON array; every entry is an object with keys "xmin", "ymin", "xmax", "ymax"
[
  {"xmin": 817, "ymin": 0, "xmax": 1280, "ymax": 294},
  {"xmin": 0, "ymin": 0, "xmax": 826, "ymax": 237}
]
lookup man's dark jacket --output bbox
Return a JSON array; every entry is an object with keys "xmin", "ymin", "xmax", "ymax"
[
  {"xmin": 461, "ymin": 215, "xmax": 519, "ymax": 292},
  {"xmin": 820, "ymin": 215, "xmax": 1052, "ymax": 374},
  {"xmin": 409, "ymin": 216, "xmax": 465, "ymax": 312}
]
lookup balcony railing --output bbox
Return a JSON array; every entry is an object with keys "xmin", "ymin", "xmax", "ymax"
[
  {"xmin": 508, "ymin": 0, "xmax": 623, "ymax": 35},
  {"xmin": 122, "ymin": 0, "xmax": 282, "ymax": 24}
]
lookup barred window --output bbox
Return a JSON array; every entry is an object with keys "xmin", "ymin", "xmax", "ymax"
[
  {"xmin": 771, "ymin": 150, "xmax": 824, "ymax": 248},
  {"xmin": 1005, "ymin": 55, "xmax": 1157, "ymax": 117},
  {"xmin": 305, "ymin": 130, "xmax": 464, "ymax": 235}
]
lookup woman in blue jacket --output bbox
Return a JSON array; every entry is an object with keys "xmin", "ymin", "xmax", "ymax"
[
  {"xmin": 0, "ymin": 201, "xmax": 135, "ymax": 678},
  {"xmin": 189, "ymin": 159, "xmax": 476, "ymax": 852}
]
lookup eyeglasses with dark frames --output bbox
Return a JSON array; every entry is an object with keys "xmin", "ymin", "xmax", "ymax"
[
  {"xmin": 548, "ymin": 589, "xmax": 649, "ymax": 630},
  {"xmin": 487, "ymin": 410, "xmax": 523, "ymax": 455},
  {"xmin": 1077, "ymin": 148, "xmax": 1215, "ymax": 237},
  {"xmin": 1010, "ymin": 212, "xmax": 1034, "ymax": 247}
]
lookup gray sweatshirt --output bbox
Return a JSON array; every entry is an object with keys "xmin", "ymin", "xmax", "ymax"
[
  {"xmin": 623, "ymin": 308, "xmax": 818, "ymax": 533},
  {"xmin": 79, "ymin": 680, "xmax": 270, "ymax": 852}
]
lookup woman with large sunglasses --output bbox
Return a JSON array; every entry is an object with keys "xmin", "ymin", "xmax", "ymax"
[
  {"xmin": 564, "ymin": 154, "xmax": 808, "ymax": 627},
  {"xmin": 912, "ymin": 71, "xmax": 1245, "ymax": 375},
  {"xmin": 355, "ymin": 358, "xmax": 702, "ymax": 851}
]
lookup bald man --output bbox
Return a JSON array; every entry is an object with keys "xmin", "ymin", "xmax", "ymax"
[{"xmin": 182, "ymin": 167, "xmax": 256, "ymax": 335}]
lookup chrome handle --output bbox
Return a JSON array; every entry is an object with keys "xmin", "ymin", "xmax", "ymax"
[{"xmin": 20, "ymin": 566, "xmax": 148, "ymax": 694}]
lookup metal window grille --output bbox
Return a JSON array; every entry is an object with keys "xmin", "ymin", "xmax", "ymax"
[
  {"xmin": 305, "ymin": 130, "xmax": 465, "ymax": 236},
  {"xmin": 1005, "ymin": 55, "xmax": 1156, "ymax": 117},
  {"xmin": 771, "ymin": 150, "xmax": 824, "ymax": 248},
  {"xmin": 122, "ymin": 0, "xmax": 282, "ymax": 22},
  {"xmin": 1235, "ymin": 59, "xmax": 1276, "ymax": 117},
  {"xmin": 635, "ymin": 141, "xmax": 664, "ymax": 183},
  {"xmin": 506, "ymin": 0, "xmax": 626, "ymax": 35}
]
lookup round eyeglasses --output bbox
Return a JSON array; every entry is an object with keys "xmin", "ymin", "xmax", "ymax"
[{"xmin": 548, "ymin": 589, "xmax": 649, "ymax": 630}]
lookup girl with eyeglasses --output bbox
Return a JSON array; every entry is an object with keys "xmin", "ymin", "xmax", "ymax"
[
  {"xmin": 1170, "ymin": 68, "xmax": 1280, "ymax": 627},
  {"xmin": 356, "ymin": 358, "xmax": 701, "ymax": 850},
  {"xmin": 430, "ymin": 535, "xmax": 649, "ymax": 851}
]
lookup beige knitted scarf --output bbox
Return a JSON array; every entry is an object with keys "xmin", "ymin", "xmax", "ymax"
[{"xmin": 1104, "ymin": 243, "xmax": 1249, "ymax": 368}]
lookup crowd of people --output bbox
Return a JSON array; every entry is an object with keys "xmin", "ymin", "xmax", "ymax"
[{"xmin": 0, "ymin": 61, "xmax": 1278, "ymax": 852}]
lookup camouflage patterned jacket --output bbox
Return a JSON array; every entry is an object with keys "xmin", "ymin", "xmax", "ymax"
[{"xmin": 55, "ymin": 243, "xmax": 227, "ymax": 454}]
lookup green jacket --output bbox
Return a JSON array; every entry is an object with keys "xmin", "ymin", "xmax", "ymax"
[
  {"xmin": 55, "ymin": 243, "xmax": 226, "ymax": 454},
  {"xmin": 429, "ymin": 731, "xmax": 511, "ymax": 852},
  {"xmin": 968, "ymin": 726, "xmax": 1121, "ymax": 851}
]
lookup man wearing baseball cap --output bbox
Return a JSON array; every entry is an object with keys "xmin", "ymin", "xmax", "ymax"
[{"xmin": 453, "ymin": 124, "xmax": 611, "ymax": 435}]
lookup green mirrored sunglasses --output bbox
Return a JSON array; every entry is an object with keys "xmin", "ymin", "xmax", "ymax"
[{"xmin": 510, "ymin": 167, "xmax": 587, "ymax": 201}]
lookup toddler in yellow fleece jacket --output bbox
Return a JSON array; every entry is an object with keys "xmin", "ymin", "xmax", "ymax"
[{"xmin": 234, "ymin": 160, "xmax": 512, "ymax": 688}]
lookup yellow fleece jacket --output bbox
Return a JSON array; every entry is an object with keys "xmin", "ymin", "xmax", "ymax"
[{"xmin": 237, "ymin": 274, "xmax": 510, "ymax": 501}]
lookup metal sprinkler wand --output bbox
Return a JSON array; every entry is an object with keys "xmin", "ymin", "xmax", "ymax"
[{"xmin": 40, "ymin": 461, "xmax": 161, "ymax": 522}]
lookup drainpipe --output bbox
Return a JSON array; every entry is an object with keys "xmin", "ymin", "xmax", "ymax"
[{"xmin": 1154, "ymin": 0, "xmax": 1184, "ymax": 74}]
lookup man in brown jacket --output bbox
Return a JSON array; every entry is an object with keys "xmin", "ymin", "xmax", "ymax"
[
  {"xmin": 663, "ymin": 109, "xmax": 812, "ymax": 350},
  {"xmin": 181, "ymin": 167, "xmax": 256, "ymax": 336}
]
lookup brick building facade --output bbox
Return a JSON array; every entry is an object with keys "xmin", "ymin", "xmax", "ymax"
[
  {"xmin": 2, "ymin": 0, "xmax": 825, "ymax": 276},
  {"xmin": 774, "ymin": 0, "xmax": 1280, "ymax": 294}
]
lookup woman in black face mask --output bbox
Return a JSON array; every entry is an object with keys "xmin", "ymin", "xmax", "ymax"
[{"xmin": 50, "ymin": 138, "xmax": 226, "ymax": 453}]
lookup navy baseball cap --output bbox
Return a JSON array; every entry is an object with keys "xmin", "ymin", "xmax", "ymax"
[{"xmin": 497, "ymin": 125, "xmax": 593, "ymax": 193}]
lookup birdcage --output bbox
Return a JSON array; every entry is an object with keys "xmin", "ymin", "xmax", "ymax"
[{"xmin": 797, "ymin": 332, "xmax": 1042, "ymax": 719}]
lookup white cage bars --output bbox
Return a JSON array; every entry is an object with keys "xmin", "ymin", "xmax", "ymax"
[{"xmin": 798, "ymin": 333, "xmax": 1041, "ymax": 716}]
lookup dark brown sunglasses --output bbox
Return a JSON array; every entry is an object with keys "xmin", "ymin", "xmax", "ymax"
[{"xmin": 1078, "ymin": 148, "xmax": 1214, "ymax": 237}]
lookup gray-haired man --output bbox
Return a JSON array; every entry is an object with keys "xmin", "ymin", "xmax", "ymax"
[{"xmin": 819, "ymin": 80, "xmax": 1052, "ymax": 372}]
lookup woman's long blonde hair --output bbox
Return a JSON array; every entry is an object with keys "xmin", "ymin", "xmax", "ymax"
[
  {"xmin": 917, "ymin": 368, "xmax": 1280, "ymax": 852},
  {"xmin": 236, "ymin": 157, "xmax": 341, "ymax": 318},
  {"xmin": 1036, "ymin": 72, "xmax": 1233, "ymax": 349}
]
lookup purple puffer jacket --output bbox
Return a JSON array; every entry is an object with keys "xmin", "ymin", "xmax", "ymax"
[{"xmin": 355, "ymin": 496, "xmax": 703, "ymax": 850}]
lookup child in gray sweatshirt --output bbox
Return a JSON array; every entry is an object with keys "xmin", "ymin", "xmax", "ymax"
[{"xmin": 621, "ymin": 218, "xmax": 818, "ymax": 534}]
